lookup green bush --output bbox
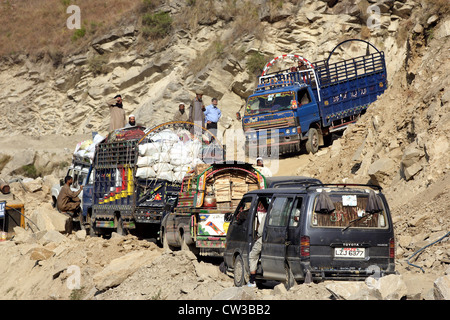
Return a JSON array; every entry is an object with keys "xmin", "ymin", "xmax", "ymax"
[
  {"xmin": 142, "ymin": 11, "xmax": 172, "ymax": 39},
  {"xmin": 21, "ymin": 164, "xmax": 38, "ymax": 179},
  {"xmin": 71, "ymin": 27, "xmax": 86, "ymax": 41},
  {"xmin": 247, "ymin": 51, "xmax": 266, "ymax": 75}
]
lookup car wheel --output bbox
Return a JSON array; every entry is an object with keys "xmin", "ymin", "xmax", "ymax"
[{"xmin": 233, "ymin": 254, "xmax": 247, "ymax": 287}]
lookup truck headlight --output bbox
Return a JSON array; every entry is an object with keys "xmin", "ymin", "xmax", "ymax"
[
  {"xmin": 285, "ymin": 129, "xmax": 290, "ymax": 134},
  {"xmin": 292, "ymin": 128, "xmax": 296, "ymax": 133}
]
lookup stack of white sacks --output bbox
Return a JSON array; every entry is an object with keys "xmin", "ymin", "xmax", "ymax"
[
  {"xmin": 136, "ymin": 129, "xmax": 205, "ymax": 182},
  {"xmin": 73, "ymin": 133, "xmax": 105, "ymax": 162}
]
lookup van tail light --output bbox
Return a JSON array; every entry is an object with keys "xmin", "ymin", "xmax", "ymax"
[
  {"xmin": 389, "ymin": 238, "xmax": 395, "ymax": 259},
  {"xmin": 300, "ymin": 236, "xmax": 310, "ymax": 257}
]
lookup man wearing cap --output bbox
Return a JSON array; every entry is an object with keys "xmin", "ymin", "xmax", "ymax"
[
  {"xmin": 204, "ymin": 98, "xmax": 222, "ymax": 138},
  {"xmin": 255, "ymin": 157, "xmax": 272, "ymax": 177},
  {"xmin": 107, "ymin": 94, "xmax": 126, "ymax": 131},
  {"xmin": 125, "ymin": 114, "xmax": 136, "ymax": 128},
  {"xmin": 189, "ymin": 90, "xmax": 205, "ymax": 138},
  {"xmin": 173, "ymin": 103, "xmax": 189, "ymax": 122}
]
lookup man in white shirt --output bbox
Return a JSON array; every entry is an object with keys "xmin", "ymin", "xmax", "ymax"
[
  {"xmin": 255, "ymin": 157, "xmax": 273, "ymax": 177},
  {"xmin": 204, "ymin": 98, "xmax": 222, "ymax": 138}
]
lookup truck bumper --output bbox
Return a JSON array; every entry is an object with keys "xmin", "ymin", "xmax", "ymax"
[{"xmin": 247, "ymin": 134, "xmax": 301, "ymax": 154}]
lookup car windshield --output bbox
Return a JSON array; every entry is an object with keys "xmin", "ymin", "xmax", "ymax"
[
  {"xmin": 311, "ymin": 191, "xmax": 388, "ymax": 229},
  {"xmin": 245, "ymin": 91, "xmax": 295, "ymax": 116}
]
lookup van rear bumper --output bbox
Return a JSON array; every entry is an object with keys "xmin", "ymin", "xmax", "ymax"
[{"xmin": 309, "ymin": 267, "xmax": 396, "ymax": 281}]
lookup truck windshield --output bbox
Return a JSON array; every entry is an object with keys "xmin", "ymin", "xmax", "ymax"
[
  {"xmin": 311, "ymin": 192, "xmax": 388, "ymax": 229},
  {"xmin": 245, "ymin": 91, "xmax": 295, "ymax": 116}
]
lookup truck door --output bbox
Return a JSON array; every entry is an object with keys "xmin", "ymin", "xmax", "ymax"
[
  {"xmin": 261, "ymin": 195, "xmax": 295, "ymax": 280},
  {"xmin": 297, "ymin": 88, "xmax": 320, "ymax": 135}
]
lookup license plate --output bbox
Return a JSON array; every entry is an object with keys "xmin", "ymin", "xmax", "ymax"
[{"xmin": 334, "ymin": 247, "xmax": 365, "ymax": 258}]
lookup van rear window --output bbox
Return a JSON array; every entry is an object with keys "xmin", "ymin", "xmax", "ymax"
[{"xmin": 311, "ymin": 192, "xmax": 388, "ymax": 229}]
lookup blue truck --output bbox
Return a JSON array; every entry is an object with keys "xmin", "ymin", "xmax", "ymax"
[{"xmin": 243, "ymin": 39, "xmax": 387, "ymax": 155}]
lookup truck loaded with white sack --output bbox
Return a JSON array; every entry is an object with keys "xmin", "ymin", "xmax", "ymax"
[{"xmin": 83, "ymin": 122, "xmax": 224, "ymax": 238}]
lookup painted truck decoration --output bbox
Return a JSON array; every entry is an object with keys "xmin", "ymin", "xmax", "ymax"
[
  {"xmin": 161, "ymin": 162, "xmax": 266, "ymax": 256},
  {"xmin": 83, "ymin": 122, "xmax": 224, "ymax": 236},
  {"xmin": 243, "ymin": 39, "xmax": 387, "ymax": 155}
]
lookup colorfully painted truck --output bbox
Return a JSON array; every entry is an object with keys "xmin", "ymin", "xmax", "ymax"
[
  {"xmin": 243, "ymin": 39, "xmax": 387, "ymax": 155},
  {"xmin": 82, "ymin": 122, "xmax": 224, "ymax": 238},
  {"xmin": 160, "ymin": 162, "xmax": 266, "ymax": 256}
]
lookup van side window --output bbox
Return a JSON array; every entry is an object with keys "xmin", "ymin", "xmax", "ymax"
[
  {"xmin": 233, "ymin": 196, "xmax": 253, "ymax": 225},
  {"xmin": 289, "ymin": 197, "xmax": 303, "ymax": 227},
  {"xmin": 268, "ymin": 197, "xmax": 294, "ymax": 227}
]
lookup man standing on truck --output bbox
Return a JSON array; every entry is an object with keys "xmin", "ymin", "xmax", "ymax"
[
  {"xmin": 57, "ymin": 176, "xmax": 83, "ymax": 215},
  {"xmin": 107, "ymin": 94, "xmax": 126, "ymax": 131},
  {"xmin": 173, "ymin": 103, "xmax": 189, "ymax": 122},
  {"xmin": 189, "ymin": 90, "xmax": 205, "ymax": 138},
  {"xmin": 247, "ymin": 199, "xmax": 268, "ymax": 287},
  {"xmin": 125, "ymin": 114, "xmax": 136, "ymax": 128},
  {"xmin": 204, "ymin": 98, "xmax": 222, "ymax": 138}
]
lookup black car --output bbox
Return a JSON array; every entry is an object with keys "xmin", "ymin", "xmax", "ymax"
[{"xmin": 223, "ymin": 184, "xmax": 395, "ymax": 288}]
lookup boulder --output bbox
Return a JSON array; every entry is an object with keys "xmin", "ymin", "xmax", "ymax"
[
  {"xmin": 434, "ymin": 275, "xmax": 450, "ymax": 300},
  {"xmin": 365, "ymin": 274, "xmax": 408, "ymax": 300},
  {"xmin": 75, "ymin": 229, "xmax": 86, "ymax": 241},
  {"xmin": 29, "ymin": 247, "xmax": 55, "ymax": 261},
  {"xmin": 325, "ymin": 281, "xmax": 373, "ymax": 300},
  {"xmin": 212, "ymin": 286, "xmax": 256, "ymax": 300},
  {"xmin": 368, "ymin": 157, "xmax": 396, "ymax": 185},
  {"xmin": 40, "ymin": 230, "xmax": 67, "ymax": 245},
  {"xmin": 30, "ymin": 204, "xmax": 71, "ymax": 233},
  {"xmin": 93, "ymin": 250, "xmax": 161, "ymax": 291}
]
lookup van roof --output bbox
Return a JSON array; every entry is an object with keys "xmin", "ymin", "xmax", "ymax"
[
  {"xmin": 249, "ymin": 183, "xmax": 383, "ymax": 195},
  {"xmin": 265, "ymin": 176, "xmax": 322, "ymax": 188}
]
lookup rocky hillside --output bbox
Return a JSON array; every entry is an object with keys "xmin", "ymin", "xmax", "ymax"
[{"xmin": 0, "ymin": 0, "xmax": 449, "ymax": 300}]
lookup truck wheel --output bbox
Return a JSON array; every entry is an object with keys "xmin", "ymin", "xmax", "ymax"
[
  {"xmin": 305, "ymin": 128, "xmax": 319, "ymax": 154},
  {"xmin": 233, "ymin": 254, "xmax": 248, "ymax": 287},
  {"xmin": 115, "ymin": 216, "xmax": 128, "ymax": 236},
  {"xmin": 181, "ymin": 232, "xmax": 199, "ymax": 255},
  {"xmin": 162, "ymin": 230, "xmax": 174, "ymax": 251},
  {"xmin": 87, "ymin": 214, "xmax": 98, "ymax": 237}
]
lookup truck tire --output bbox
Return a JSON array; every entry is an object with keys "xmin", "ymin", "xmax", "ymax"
[
  {"xmin": 162, "ymin": 229, "xmax": 175, "ymax": 251},
  {"xmin": 181, "ymin": 232, "xmax": 199, "ymax": 255},
  {"xmin": 305, "ymin": 128, "xmax": 319, "ymax": 154},
  {"xmin": 115, "ymin": 216, "xmax": 128, "ymax": 236},
  {"xmin": 233, "ymin": 254, "xmax": 248, "ymax": 287}
]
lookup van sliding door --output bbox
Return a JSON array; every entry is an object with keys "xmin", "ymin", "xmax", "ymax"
[{"xmin": 261, "ymin": 195, "xmax": 294, "ymax": 280}]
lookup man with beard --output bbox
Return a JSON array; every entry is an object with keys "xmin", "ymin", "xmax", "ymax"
[
  {"xmin": 125, "ymin": 114, "xmax": 136, "ymax": 128},
  {"xmin": 173, "ymin": 103, "xmax": 189, "ymax": 122},
  {"xmin": 189, "ymin": 90, "xmax": 205, "ymax": 138},
  {"xmin": 57, "ymin": 176, "xmax": 83, "ymax": 215},
  {"xmin": 107, "ymin": 94, "xmax": 126, "ymax": 131}
]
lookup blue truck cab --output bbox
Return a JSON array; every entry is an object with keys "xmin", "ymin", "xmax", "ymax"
[{"xmin": 243, "ymin": 39, "xmax": 387, "ymax": 155}]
